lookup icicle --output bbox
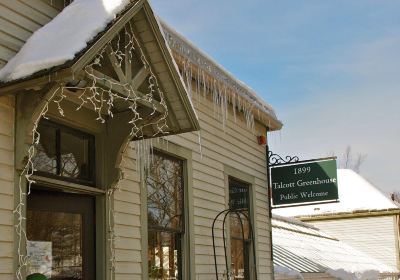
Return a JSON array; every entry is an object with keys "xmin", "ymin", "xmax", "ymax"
[
  {"xmin": 196, "ymin": 66, "xmax": 201, "ymax": 96},
  {"xmin": 162, "ymin": 25, "xmax": 270, "ymax": 133},
  {"xmin": 202, "ymin": 70, "xmax": 207, "ymax": 99},
  {"xmin": 197, "ymin": 130, "xmax": 203, "ymax": 159},
  {"xmin": 232, "ymin": 91, "xmax": 237, "ymax": 123}
]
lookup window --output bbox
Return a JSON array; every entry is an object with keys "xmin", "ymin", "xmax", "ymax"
[
  {"xmin": 146, "ymin": 152, "xmax": 184, "ymax": 279},
  {"xmin": 229, "ymin": 178, "xmax": 252, "ymax": 280},
  {"xmin": 33, "ymin": 120, "xmax": 95, "ymax": 185}
]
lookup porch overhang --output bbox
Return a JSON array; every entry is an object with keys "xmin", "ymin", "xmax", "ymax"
[{"xmin": 0, "ymin": 0, "xmax": 200, "ymax": 139}]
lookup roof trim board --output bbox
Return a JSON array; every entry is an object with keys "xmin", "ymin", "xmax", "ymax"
[{"xmin": 299, "ymin": 208, "xmax": 400, "ymax": 221}]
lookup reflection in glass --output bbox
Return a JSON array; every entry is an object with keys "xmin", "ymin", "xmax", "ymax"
[
  {"xmin": 33, "ymin": 124, "xmax": 57, "ymax": 175},
  {"xmin": 146, "ymin": 153, "xmax": 183, "ymax": 231},
  {"xmin": 27, "ymin": 210, "xmax": 82, "ymax": 280},
  {"xmin": 60, "ymin": 131, "xmax": 90, "ymax": 179},
  {"xmin": 146, "ymin": 152, "xmax": 184, "ymax": 279},
  {"xmin": 32, "ymin": 121, "xmax": 94, "ymax": 184},
  {"xmin": 148, "ymin": 231, "xmax": 180, "ymax": 279}
]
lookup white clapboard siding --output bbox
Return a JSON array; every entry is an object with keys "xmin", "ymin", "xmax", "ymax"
[
  {"xmin": 310, "ymin": 216, "xmax": 399, "ymax": 271},
  {"xmin": 0, "ymin": 0, "xmax": 64, "ymax": 70},
  {"xmin": 114, "ymin": 144, "xmax": 142, "ymax": 279},
  {"xmin": 164, "ymin": 89, "xmax": 272, "ymax": 280},
  {"xmin": 0, "ymin": 96, "xmax": 14, "ymax": 280}
]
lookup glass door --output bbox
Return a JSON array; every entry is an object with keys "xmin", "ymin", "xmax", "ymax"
[{"xmin": 27, "ymin": 189, "xmax": 95, "ymax": 280}]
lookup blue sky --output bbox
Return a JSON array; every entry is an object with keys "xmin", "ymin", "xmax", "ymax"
[{"xmin": 151, "ymin": 0, "xmax": 400, "ymax": 194}]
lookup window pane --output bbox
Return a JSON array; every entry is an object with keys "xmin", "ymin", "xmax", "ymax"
[
  {"xmin": 148, "ymin": 231, "xmax": 180, "ymax": 280},
  {"xmin": 32, "ymin": 121, "xmax": 95, "ymax": 184},
  {"xmin": 60, "ymin": 131, "xmax": 91, "ymax": 180},
  {"xmin": 146, "ymin": 153, "xmax": 183, "ymax": 231},
  {"xmin": 229, "ymin": 181, "xmax": 249, "ymax": 210},
  {"xmin": 231, "ymin": 238, "xmax": 245, "ymax": 279},
  {"xmin": 27, "ymin": 210, "xmax": 83, "ymax": 280},
  {"xmin": 230, "ymin": 213, "xmax": 250, "ymax": 239},
  {"xmin": 33, "ymin": 124, "xmax": 57, "ymax": 175},
  {"xmin": 229, "ymin": 179, "xmax": 251, "ymax": 280}
]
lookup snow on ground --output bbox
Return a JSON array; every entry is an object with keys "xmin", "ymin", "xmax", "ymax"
[
  {"xmin": 274, "ymin": 169, "xmax": 398, "ymax": 217},
  {"xmin": 274, "ymin": 265, "xmax": 304, "ymax": 279},
  {"xmin": 0, "ymin": 0, "xmax": 132, "ymax": 82},
  {"xmin": 325, "ymin": 268, "xmax": 379, "ymax": 280}
]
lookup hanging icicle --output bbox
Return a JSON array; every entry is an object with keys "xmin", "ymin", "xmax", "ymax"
[{"xmin": 161, "ymin": 22, "xmax": 278, "ymax": 133}]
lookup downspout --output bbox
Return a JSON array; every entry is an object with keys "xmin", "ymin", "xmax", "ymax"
[
  {"xmin": 396, "ymin": 214, "xmax": 400, "ymax": 271},
  {"xmin": 265, "ymin": 128, "xmax": 275, "ymax": 279}
]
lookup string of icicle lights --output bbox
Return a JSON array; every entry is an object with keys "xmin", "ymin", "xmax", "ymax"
[{"xmin": 14, "ymin": 22, "xmax": 168, "ymax": 280}]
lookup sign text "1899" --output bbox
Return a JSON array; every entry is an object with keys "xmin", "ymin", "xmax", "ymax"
[{"xmin": 294, "ymin": 166, "xmax": 311, "ymax": 175}]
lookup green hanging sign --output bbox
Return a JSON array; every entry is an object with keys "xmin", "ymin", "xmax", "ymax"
[{"xmin": 270, "ymin": 158, "xmax": 338, "ymax": 206}]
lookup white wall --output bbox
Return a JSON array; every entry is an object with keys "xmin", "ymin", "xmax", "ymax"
[
  {"xmin": 0, "ymin": 96, "xmax": 15, "ymax": 280},
  {"xmin": 165, "ymin": 90, "xmax": 272, "ymax": 280},
  {"xmin": 310, "ymin": 215, "xmax": 399, "ymax": 271}
]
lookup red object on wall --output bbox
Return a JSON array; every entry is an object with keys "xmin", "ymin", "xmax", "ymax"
[{"xmin": 257, "ymin": 135, "xmax": 267, "ymax": 146}]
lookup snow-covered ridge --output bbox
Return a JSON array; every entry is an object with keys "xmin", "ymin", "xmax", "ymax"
[
  {"xmin": 274, "ymin": 169, "xmax": 399, "ymax": 218},
  {"xmin": 272, "ymin": 214, "xmax": 336, "ymax": 240},
  {"xmin": 0, "ymin": 0, "xmax": 133, "ymax": 82}
]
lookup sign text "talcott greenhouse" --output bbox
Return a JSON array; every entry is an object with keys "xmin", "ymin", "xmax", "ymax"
[{"xmin": 270, "ymin": 159, "xmax": 338, "ymax": 206}]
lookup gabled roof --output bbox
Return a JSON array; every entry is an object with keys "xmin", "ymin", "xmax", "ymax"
[
  {"xmin": 0, "ymin": 0, "xmax": 199, "ymax": 136},
  {"xmin": 272, "ymin": 215, "xmax": 397, "ymax": 276},
  {"xmin": 274, "ymin": 169, "xmax": 399, "ymax": 219}
]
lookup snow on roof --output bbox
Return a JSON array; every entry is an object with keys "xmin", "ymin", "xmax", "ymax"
[
  {"xmin": 274, "ymin": 169, "xmax": 399, "ymax": 218},
  {"xmin": 272, "ymin": 216, "xmax": 397, "ymax": 276},
  {"xmin": 0, "ymin": 0, "xmax": 132, "ymax": 82}
]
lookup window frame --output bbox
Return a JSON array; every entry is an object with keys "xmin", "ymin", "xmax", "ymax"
[
  {"xmin": 229, "ymin": 177, "xmax": 252, "ymax": 280},
  {"xmin": 224, "ymin": 165, "xmax": 257, "ymax": 280},
  {"xmin": 141, "ymin": 143, "xmax": 194, "ymax": 280},
  {"xmin": 34, "ymin": 120, "xmax": 96, "ymax": 186},
  {"xmin": 146, "ymin": 149, "xmax": 186, "ymax": 280}
]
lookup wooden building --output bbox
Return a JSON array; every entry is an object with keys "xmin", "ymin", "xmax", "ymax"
[
  {"xmin": 275, "ymin": 169, "xmax": 400, "ymax": 276},
  {"xmin": 272, "ymin": 215, "xmax": 398, "ymax": 280},
  {"xmin": 0, "ymin": 1, "xmax": 282, "ymax": 279}
]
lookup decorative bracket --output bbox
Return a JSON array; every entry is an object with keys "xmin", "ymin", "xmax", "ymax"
[{"xmin": 268, "ymin": 150, "xmax": 300, "ymax": 166}]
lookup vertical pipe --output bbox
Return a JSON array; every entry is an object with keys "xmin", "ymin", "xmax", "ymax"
[{"xmin": 265, "ymin": 131, "xmax": 275, "ymax": 277}]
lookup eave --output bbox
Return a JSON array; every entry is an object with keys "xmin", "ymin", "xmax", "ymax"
[{"xmin": 298, "ymin": 208, "xmax": 400, "ymax": 221}]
